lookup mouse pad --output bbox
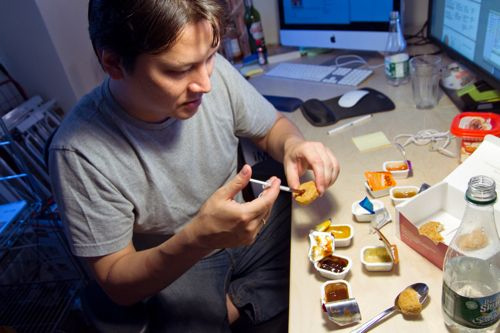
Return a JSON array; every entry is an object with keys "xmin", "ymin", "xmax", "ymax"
[{"xmin": 300, "ymin": 87, "xmax": 395, "ymax": 127}]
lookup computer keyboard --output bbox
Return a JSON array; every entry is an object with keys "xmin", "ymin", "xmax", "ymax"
[{"xmin": 265, "ymin": 62, "xmax": 373, "ymax": 86}]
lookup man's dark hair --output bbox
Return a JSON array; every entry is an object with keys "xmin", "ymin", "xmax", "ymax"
[{"xmin": 88, "ymin": 0, "xmax": 226, "ymax": 72}]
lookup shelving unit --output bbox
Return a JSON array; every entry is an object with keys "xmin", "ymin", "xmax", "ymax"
[
  {"xmin": 0, "ymin": 66, "xmax": 86, "ymax": 333},
  {"xmin": 0, "ymin": 221, "xmax": 85, "ymax": 332}
]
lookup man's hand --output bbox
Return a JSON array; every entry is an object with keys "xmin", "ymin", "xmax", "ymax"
[
  {"xmin": 184, "ymin": 164, "xmax": 281, "ymax": 249},
  {"xmin": 251, "ymin": 114, "xmax": 339, "ymax": 197},
  {"xmin": 283, "ymin": 137, "xmax": 340, "ymax": 196}
]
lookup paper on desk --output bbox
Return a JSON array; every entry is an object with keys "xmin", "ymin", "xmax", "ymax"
[{"xmin": 352, "ymin": 131, "xmax": 391, "ymax": 152}]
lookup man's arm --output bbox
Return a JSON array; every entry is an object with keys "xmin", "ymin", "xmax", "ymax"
[
  {"xmin": 86, "ymin": 230, "xmax": 211, "ymax": 305},
  {"xmin": 252, "ymin": 113, "xmax": 340, "ymax": 195},
  {"xmin": 253, "ymin": 113, "xmax": 303, "ymax": 163},
  {"xmin": 85, "ymin": 165, "xmax": 281, "ymax": 305}
]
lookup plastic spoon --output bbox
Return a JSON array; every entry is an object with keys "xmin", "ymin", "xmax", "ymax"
[
  {"xmin": 350, "ymin": 282, "xmax": 429, "ymax": 333},
  {"xmin": 249, "ymin": 178, "xmax": 305, "ymax": 195},
  {"xmin": 394, "ymin": 143, "xmax": 411, "ymax": 170}
]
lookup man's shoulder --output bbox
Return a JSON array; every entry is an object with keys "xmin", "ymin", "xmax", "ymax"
[
  {"xmin": 51, "ymin": 83, "xmax": 111, "ymax": 149},
  {"xmin": 213, "ymin": 54, "xmax": 240, "ymax": 82},
  {"xmin": 209, "ymin": 54, "xmax": 248, "ymax": 102}
]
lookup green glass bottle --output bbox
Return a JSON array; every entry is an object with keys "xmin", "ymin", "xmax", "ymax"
[{"xmin": 244, "ymin": 0, "xmax": 266, "ymax": 55}]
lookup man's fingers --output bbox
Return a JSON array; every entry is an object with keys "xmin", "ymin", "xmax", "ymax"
[
  {"xmin": 219, "ymin": 164, "xmax": 252, "ymax": 200},
  {"xmin": 247, "ymin": 177, "xmax": 280, "ymax": 219},
  {"xmin": 257, "ymin": 177, "xmax": 281, "ymax": 201},
  {"xmin": 285, "ymin": 161, "xmax": 301, "ymax": 191},
  {"xmin": 327, "ymin": 149, "xmax": 340, "ymax": 185}
]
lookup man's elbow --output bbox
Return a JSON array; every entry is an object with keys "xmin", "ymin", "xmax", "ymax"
[{"xmin": 98, "ymin": 282, "xmax": 144, "ymax": 306}]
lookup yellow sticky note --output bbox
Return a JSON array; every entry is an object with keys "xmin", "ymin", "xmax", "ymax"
[
  {"xmin": 352, "ymin": 131, "xmax": 391, "ymax": 152},
  {"xmin": 239, "ymin": 64, "xmax": 263, "ymax": 78}
]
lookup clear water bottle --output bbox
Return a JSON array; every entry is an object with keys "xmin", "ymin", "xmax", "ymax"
[
  {"xmin": 384, "ymin": 11, "xmax": 409, "ymax": 86},
  {"xmin": 442, "ymin": 175, "xmax": 500, "ymax": 332}
]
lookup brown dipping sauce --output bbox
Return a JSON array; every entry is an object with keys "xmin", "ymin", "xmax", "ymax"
[
  {"xmin": 324, "ymin": 282, "xmax": 349, "ymax": 302},
  {"xmin": 318, "ymin": 255, "xmax": 349, "ymax": 273}
]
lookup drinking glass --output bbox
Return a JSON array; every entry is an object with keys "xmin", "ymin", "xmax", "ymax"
[{"xmin": 410, "ymin": 55, "xmax": 442, "ymax": 109}]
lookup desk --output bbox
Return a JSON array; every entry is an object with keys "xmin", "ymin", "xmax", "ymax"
[{"xmin": 250, "ymin": 53, "xmax": 461, "ymax": 332}]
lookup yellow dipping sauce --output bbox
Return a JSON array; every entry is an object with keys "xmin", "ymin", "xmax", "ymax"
[
  {"xmin": 363, "ymin": 247, "xmax": 392, "ymax": 263},
  {"xmin": 327, "ymin": 225, "xmax": 351, "ymax": 239},
  {"xmin": 393, "ymin": 190, "xmax": 417, "ymax": 198}
]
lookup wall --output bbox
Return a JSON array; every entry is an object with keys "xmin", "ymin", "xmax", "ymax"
[
  {"xmin": 254, "ymin": 0, "xmax": 280, "ymax": 45},
  {"xmin": 0, "ymin": 0, "xmax": 102, "ymax": 113},
  {"xmin": 404, "ymin": 0, "xmax": 429, "ymax": 35},
  {"xmin": 0, "ymin": 0, "xmax": 77, "ymax": 112},
  {"xmin": 35, "ymin": 0, "xmax": 104, "ymax": 101}
]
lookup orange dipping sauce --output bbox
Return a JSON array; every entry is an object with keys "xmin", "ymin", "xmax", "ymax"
[{"xmin": 386, "ymin": 162, "xmax": 409, "ymax": 171}]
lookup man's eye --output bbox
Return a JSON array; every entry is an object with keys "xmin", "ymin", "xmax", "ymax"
[{"xmin": 167, "ymin": 68, "xmax": 190, "ymax": 76}]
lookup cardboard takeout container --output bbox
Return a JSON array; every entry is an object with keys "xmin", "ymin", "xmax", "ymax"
[{"xmin": 395, "ymin": 135, "xmax": 500, "ymax": 269}]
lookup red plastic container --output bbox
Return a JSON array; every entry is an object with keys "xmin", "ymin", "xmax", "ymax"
[{"xmin": 450, "ymin": 112, "xmax": 500, "ymax": 162}]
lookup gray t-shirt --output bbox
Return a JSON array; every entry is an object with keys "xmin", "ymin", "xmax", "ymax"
[{"xmin": 49, "ymin": 55, "xmax": 277, "ymax": 257}]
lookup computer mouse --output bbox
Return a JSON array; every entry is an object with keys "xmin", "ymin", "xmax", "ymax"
[{"xmin": 338, "ymin": 89, "xmax": 370, "ymax": 108}]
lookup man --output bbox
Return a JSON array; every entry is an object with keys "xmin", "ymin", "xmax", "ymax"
[{"xmin": 49, "ymin": 0, "xmax": 340, "ymax": 331}]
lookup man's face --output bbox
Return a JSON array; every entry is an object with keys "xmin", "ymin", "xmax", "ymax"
[{"xmin": 119, "ymin": 20, "xmax": 218, "ymax": 122}]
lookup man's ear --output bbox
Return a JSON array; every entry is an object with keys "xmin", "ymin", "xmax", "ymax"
[{"xmin": 99, "ymin": 50, "xmax": 126, "ymax": 79}]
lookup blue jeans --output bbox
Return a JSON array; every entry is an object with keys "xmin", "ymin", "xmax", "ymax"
[{"xmin": 147, "ymin": 193, "xmax": 291, "ymax": 332}]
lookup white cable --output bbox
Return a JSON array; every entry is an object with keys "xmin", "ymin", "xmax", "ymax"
[
  {"xmin": 368, "ymin": 63, "xmax": 386, "ymax": 69},
  {"xmin": 333, "ymin": 54, "xmax": 385, "ymax": 70},
  {"xmin": 393, "ymin": 129, "xmax": 456, "ymax": 158},
  {"xmin": 334, "ymin": 54, "xmax": 367, "ymax": 67}
]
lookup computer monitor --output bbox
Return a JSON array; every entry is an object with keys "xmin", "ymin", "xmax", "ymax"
[
  {"xmin": 278, "ymin": 0, "xmax": 402, "ymax": 52},
  {"xmin": 428, "ymin": 0, "xmax": 500, "ymax": 90}
]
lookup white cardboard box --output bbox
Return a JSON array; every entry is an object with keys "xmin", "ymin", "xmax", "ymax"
[{"xmin": 395, "ymin": 135, "xmax": 500, "ymax": 269}]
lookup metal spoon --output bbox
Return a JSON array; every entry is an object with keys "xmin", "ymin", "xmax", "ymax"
[{"xmin": 350, "ymin": 283, "xmax": 429, "ymax": 333}]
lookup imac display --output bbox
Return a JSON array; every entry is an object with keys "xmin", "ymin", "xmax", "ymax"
[
  {"xmin": 278, "ymin": 0, "xmax": 402, "ymax": 52},
  {"xmin": 428, "ymin": 0, "xmax": 500, "ymax": 89}
]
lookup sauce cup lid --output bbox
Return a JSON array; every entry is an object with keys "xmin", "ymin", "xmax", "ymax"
[
  {"xmin": 308, "ymin": 231, "xmax": 335, "ymax": 263},
  {"xmin": 373, "ymin": 227, "xmax": 399, "ymax": 264}
]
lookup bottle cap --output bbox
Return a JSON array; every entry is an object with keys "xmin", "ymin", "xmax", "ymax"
[{"xmin": 466, "ymin": 175, "xmax": 497, "ymax": 204}]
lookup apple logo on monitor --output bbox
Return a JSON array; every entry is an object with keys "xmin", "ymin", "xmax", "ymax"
[{"xmin": 330, "ymin": 35, "xmax": 336, "ymax": 43}]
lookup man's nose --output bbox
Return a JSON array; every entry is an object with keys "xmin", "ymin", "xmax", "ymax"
[{"xmin": 189, "ymin": 64, "xmax": 212, "ymax": 93}]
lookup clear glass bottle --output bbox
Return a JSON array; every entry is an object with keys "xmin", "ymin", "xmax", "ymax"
[
  {"xmin": 244, "ymin": 0, "xmax": 266, "ymax": 55},
  {"xmin": 384, "ymin": 11, "xmax": 409, "ymax": 86},
  {"xmin": 222, "ymin": 19, "xmax": 243, "ymax": 64},
  {"xmin": 442, "ymin": 175, "xmax": 500, "ymax": 332}
]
